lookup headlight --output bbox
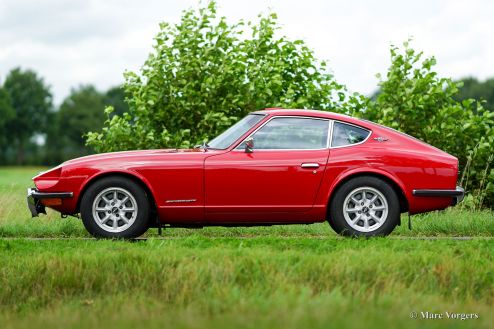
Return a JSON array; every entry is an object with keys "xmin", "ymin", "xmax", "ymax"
[{"xmin": 33, "ymin": 166, "xmax": 62, "ymax": 180}]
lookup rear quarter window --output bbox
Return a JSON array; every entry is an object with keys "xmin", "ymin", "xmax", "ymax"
[{"xmin": 331, "ymin": 122, "xmax": 370, "ymax": 147}]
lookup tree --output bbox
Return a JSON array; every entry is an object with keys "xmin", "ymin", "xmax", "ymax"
[
  {"xmin": 0, "ymin": 88, "xmax": 15, "ymax": 128},
  {"xmin": 454, "ymin": 77, "xmax": 494, "ymax": 112},
  {"xmin": 364, "ymin": 40, "xmax": 494, "ymax": 207},
  {"xmin": 104, "ymin": 86, "xmax": 128, "ymax": 117},
  {"xmin": 0, "ymin": 88, "xmax": 16, "ymax": 163},
  {"xmin": 84, "ymin": 2, "xmax": 492, "ymax": 207},
  {"xmin": 45, "ymin": 85, "xmax": 105, "ymax": 162},
  {"xmin": 86, "ymin": 1, "xmax": 359, "ymax": 152},
  {"xmin": 59, "ymin": 85, "xmax": 105, "ymax": 149},
  {"xmin": 3, "ymin": 67, "xmax": 52, "ymax": 165}
]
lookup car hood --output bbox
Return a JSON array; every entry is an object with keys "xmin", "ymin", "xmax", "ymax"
[{"xmin": 62, "ymin": 149, "xmax": 206, "ymax": 166}]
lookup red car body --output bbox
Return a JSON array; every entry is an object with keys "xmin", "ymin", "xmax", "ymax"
[{"xmin": 28, "ymin": 109, "xmax": 463, "ymax": 228}]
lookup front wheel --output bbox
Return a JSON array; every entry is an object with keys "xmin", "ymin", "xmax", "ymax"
[
  {"xmin": 80, "ymin": 176, "xmax": 150, "ymax": 239},
  {"xmin": 328, "ymin": 176, "xmax": 400, "ymax": 237}
]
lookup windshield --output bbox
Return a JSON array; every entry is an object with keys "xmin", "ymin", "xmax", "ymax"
[{"xmin": 208, "ymin": 114, "xmax": 265, "ymax": 149}]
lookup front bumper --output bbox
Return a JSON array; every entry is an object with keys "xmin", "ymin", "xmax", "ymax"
[
  {"xmin": 27, "ymin": 188, "xmax": 74, "ymax": 217},
  {"xmin": 412, "ymin": 186, "xmax": 465, "ymax": 205}
]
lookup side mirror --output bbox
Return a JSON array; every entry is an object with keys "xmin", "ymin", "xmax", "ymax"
[{"xmin": 244, "ymin": 137, "xmax": 254, "ymax": 153}]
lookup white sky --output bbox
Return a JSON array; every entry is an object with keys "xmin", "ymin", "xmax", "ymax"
[{"xmin": 1, "ymin": 0, "xmax": 493, "ymax": 105}]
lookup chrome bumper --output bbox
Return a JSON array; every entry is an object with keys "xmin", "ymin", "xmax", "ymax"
[
  {"xmin": 27, "ymin": 188, "xmax": 73, "ymax": 217},
  {"xmin": 412, "ymin": 186, "xmax": 465, "ymax": 205}
]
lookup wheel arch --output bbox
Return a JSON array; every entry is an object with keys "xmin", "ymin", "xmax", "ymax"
[
  {"xmin": 327, "ymin": 170, "xmax": 409, "ymax": 216},
  {"xmin": 76, "ymin": 170, "xmax": 158, "ymax": 214}
]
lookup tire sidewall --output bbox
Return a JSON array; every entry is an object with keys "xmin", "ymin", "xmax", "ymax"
[
  {"xmin": 329, "ymin": 176, "xmax": 400, "ymax": 237},
  {"xmin": 80, "ymin": 177, "xmax": 150, "ymax": 239}
]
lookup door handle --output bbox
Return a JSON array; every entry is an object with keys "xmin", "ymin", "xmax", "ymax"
[{"xmin": 301, "ymin": 163, "xmax": 319, "ymax": 169}]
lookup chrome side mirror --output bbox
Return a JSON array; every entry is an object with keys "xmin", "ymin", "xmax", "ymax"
[{"xmin": 244, "ymin": 137, "xmax": 254, "ymax": 153}]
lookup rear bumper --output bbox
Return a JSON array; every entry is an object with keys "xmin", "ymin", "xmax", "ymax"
[
  {"xmin": 27, "ymin": 188, "xmax": 73, "ymax": 217},
  {"xmin": 412, "ymin": 186, "xmax": 465, "ymax": 206}
]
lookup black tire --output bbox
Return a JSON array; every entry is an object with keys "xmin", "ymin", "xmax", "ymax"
[
  {"xmin": 328, "ymin": 176, "xmax": 400, "ymax": 237},
  {"xmin": 80, "ymin": 176, "xmax": 150, "ymax": 239}
]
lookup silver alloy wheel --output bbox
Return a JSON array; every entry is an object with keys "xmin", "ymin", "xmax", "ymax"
[
  {"xmin": 342, "ymin": 186, "xmax": 388, "ymax": 233},
  {"xmin": 92, "ymin": 187, "xmax": 138, "ymax": 233}
]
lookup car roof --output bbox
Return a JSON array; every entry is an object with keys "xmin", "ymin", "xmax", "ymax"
[{"xmin": 252, "ymin": 108, "xmax": 370, "ymax": 128}]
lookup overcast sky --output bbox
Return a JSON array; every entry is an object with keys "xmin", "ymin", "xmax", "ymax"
[{"xmin": 1, "ymin": 0, "xmax": 493, "ymax": 105}]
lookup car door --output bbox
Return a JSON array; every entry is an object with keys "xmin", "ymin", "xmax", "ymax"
[{"xmin": 204, "ymin": 116, "xmax": 331, "ymax": 223}]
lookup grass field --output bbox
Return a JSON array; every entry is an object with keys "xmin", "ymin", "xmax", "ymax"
[{"xmin": 0, "ymin": 167, "xmax": 493, "ymax": 328}]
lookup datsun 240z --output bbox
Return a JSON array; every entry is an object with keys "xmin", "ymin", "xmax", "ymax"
[{"xmin": 27, "ymin": 109, "xmax": 464, "ymax": 238}]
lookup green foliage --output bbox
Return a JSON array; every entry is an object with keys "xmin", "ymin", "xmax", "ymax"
[
  {"xmin": 86, "ymin": 1, "xmax": 355, "ymax": 152},
  {"xmin": 0, "ymin": 88, "xmax": 16, "ymax": 156},
  {"xmin": 84, "ymin": 3, "xmax": 492, "ymax": 208},
  {"xmin": 104, "ymin": 85, "xmax": 129, "ymax": 117},
  {"xmin": 454, "ymin": 77, "xmax": 494, "ymax": 112},
  {"xmin": 0, "ymin": 88, "xmax": 15, "ymax": 128},
  {"xmin": 1, "ymin": 4, "xmax": 491, "ymax": 209},
  {"xmin": 1, "ymin": 237, "xmax": 494, "ymax": 328},
  {"xmin": 59, "ymin": 85, "xmax": 106, "ymax": 146},
  {"xmin": 44, "ymin": 85, "xmax": 105, "ymax": 163},
  {"xmin": 2, "ymin": 172, "xmax": 494, "ymax": 328},
  {"xmin": 43, "ymin": 85, "xmax": 126, "ymax": 164},
  {"xmin": 2, "ymin": 167, "xmax": 494, "ymax": 238},
  {"xmin": 1, "ymin": 68, "xmax": 53, "ymax": 165},
  {"xmin": 364, "ymin": 40, "xmax": 494, "ymax": 207}
]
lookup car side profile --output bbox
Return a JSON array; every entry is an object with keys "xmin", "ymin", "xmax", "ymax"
[{"xmin": 27, "ymin": 109, "xmax": 464, "ymax": 238}]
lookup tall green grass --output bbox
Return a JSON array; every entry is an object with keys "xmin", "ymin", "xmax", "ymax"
[
  {"xmin": 0, "ymin": 238, "xmax": 493, "ymax": 328},
  {"xmin": 0, "ymin": 167, "xmax": 493, "ymax": 237},
  {"xmin": 1, "ymin": 167, "xmax": 493, "ymax": 328}
]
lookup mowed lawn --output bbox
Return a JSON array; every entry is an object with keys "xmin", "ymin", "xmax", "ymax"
[{"xmin": 0, "ymin": 167, "xmax": 493, "ymax": 328}]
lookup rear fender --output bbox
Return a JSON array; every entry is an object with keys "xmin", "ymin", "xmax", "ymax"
[{"xmin": 324, "ymin": 167, "xmax": 409, "ymax": 211}]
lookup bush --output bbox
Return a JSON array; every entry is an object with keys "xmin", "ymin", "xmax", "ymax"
[
  {"xmin": 363, "ymin": 40, "xmax": 494, "ymax": 207},
  {"xmin": 86, "ymin": 1, "xmax": 360, "ymax": 152},
  {"xmin": 86, "ymin": 3, "xmax": 493, "ymax": 208}
]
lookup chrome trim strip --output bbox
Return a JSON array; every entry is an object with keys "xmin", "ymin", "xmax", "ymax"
[
  {"xmin": 413, "ymin": 187, "xmax": 465, "ymax": 206},
  {"xmin": 232, "ymin": 116, "xmax": 373, "ymax": 152},
  {"xmin": 327, "ymin": 120, "xmax": 334, "ymax": 148},
  {"xmin": 233, "ymin": 115, "xmax": 331, "ymax": 151},
  {"xmin": 165, "ymin": 199, "xmax": 197, "ymax": 203},
  {"xmin": 29, "ymin": 189, "xmax": 73, "ymax": 199},
  {"xmin": 329, "ymin": 120, "xmax": 372, "ymax": 150},
  {"xmin": 216, "ymin": 113, "xmax": 267, "ymax": 150},
  {"xmin": 231, "ymin": 148, "xmax": 328, "ymax": 152},
  {"xmin": 412, "ymin": 188, "xmax": 464, "ymax": 197}
]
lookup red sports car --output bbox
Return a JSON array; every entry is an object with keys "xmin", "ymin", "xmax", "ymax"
[{"xmin": 27, "ymin": 109, "xmax": 464, "ymax": 238}]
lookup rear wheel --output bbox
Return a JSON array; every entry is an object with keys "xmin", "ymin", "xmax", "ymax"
[
  {"xmin": 328, "ymin": 176, "xmax": 400, "ymax": 237},
  {"xmin": 80, "ymin": 176, "xmax": 150, "ymax": 239}
]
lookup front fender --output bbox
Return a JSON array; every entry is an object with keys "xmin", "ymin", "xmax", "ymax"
[{"xmin": 75, "ymin": 168, "xmax": 158, "ymax": 213}]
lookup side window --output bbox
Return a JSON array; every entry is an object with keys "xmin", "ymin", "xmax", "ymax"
[
  {"xmin": 331, "ymin": 122, "xmax": 370, "ymax": 147},
  {"xmin": 239, "ymin": 117, "xmax": 329, "ymax": 150}
]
